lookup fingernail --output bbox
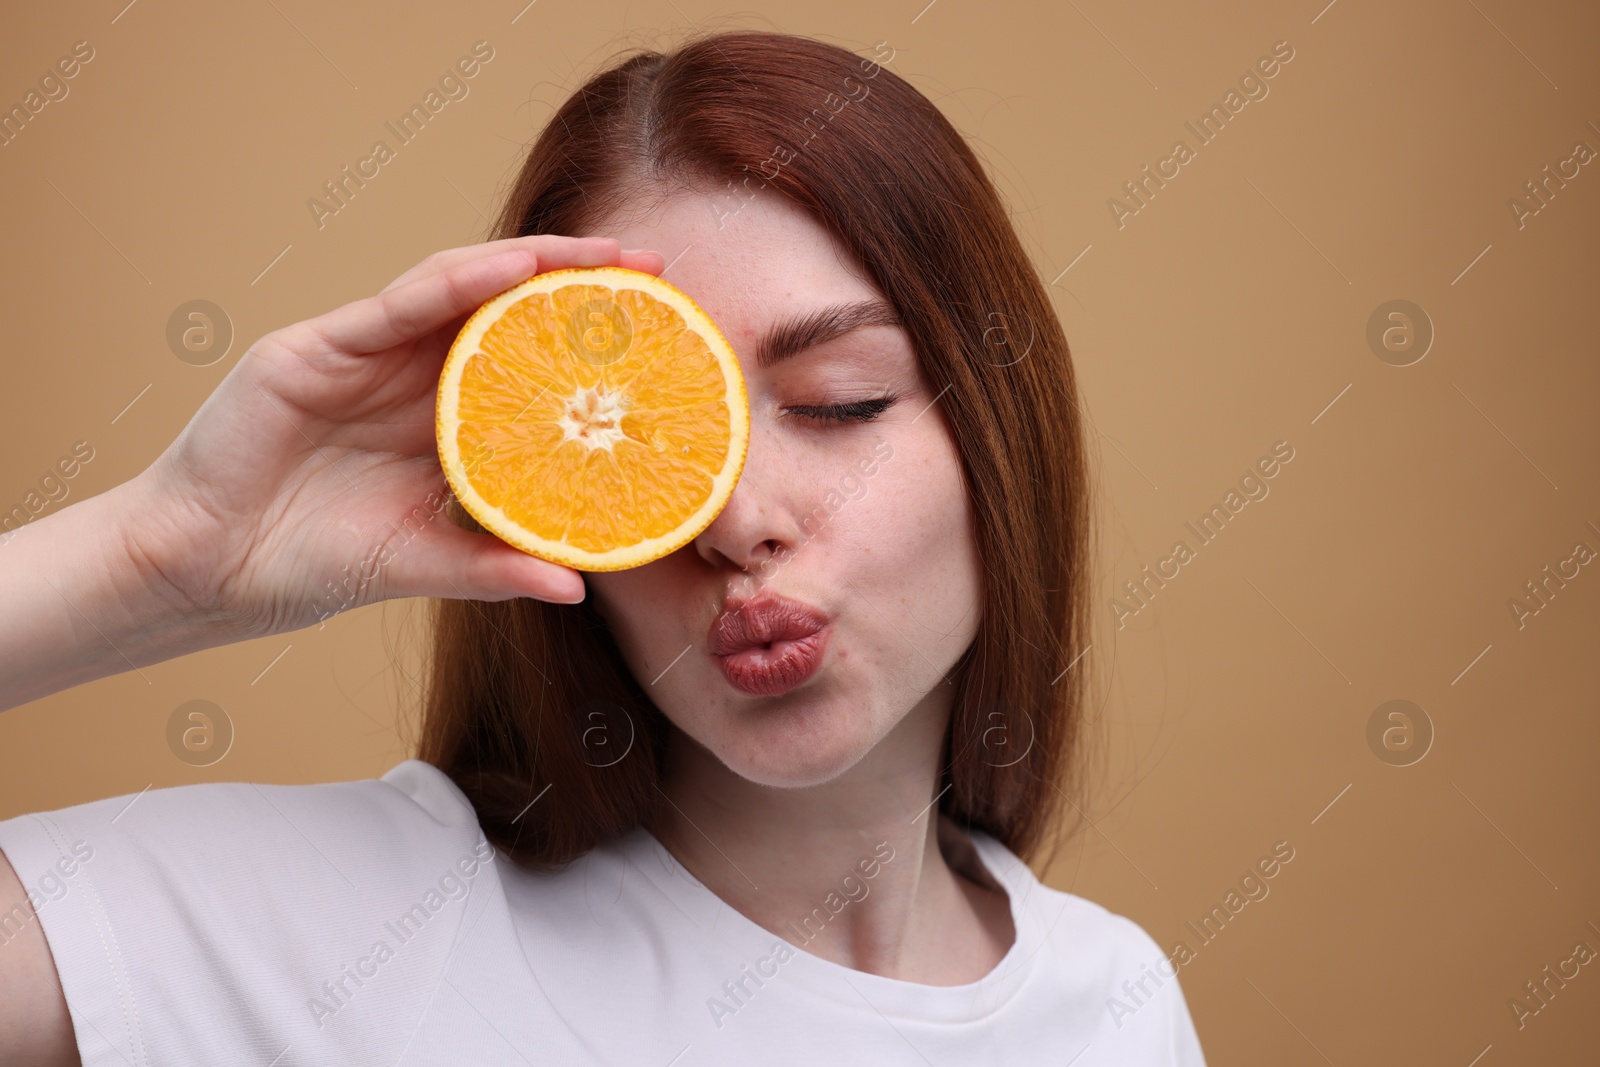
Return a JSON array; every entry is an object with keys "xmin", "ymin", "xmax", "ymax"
[{"xmin": 622, "ymin": 248, "xmax": 652, "ymax": 255}]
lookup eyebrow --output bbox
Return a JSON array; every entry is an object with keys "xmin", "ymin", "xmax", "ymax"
[{"xmin": 754, "ymin": 299, "xmax": 905, "ymax": 370}]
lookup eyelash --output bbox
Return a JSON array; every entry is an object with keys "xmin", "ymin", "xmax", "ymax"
[{"xmin": 783, "ymin": 394, "xmax": 899, "ymax": 426}]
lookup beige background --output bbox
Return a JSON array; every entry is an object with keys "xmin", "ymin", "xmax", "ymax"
[{"xmin": 3, "ymin": 0, "xmax": 1598, "ymax": 1062}]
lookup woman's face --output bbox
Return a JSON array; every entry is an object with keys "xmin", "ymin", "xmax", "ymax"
[{"xmin": 582, "ymin": 187, "xmax": 983, "ymax": 790}]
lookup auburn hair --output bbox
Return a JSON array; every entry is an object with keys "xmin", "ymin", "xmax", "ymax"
[{"xmin": 417, "ymin": 28, "xmax": 1095, "ymax": 873}]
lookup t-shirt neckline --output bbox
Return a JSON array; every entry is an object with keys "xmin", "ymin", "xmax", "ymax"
[{"xmin": 622, "ymin": 815, "xmax": 1041, "ymax": 1023}]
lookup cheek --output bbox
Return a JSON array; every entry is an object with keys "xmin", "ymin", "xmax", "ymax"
[
  {"xmin": 586, "ymin": 559, "xmax": 721, "ymax": 689},
  {"xmin": 877, "ymin": 436, "xmax": 973, "ymax": 567},
  {"xmin": 585, "ymin": 572, "xmax": 665, "ymax": 659},
  {"xmin": 840, "ymin": 431, "xmax": 982, "ymax": 639}
]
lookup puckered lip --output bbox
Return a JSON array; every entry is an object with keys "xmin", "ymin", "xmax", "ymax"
[{"xmin": 706, "ymin": 591, "xmax": 832, "ymax": 657}]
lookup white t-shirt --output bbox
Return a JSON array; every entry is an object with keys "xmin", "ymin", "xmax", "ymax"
[{"xmin": 0, "ymin": 759, "xmax": 1206, "ymax": 1065}]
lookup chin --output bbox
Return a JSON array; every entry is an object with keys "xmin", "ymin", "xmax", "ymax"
[{"xmin": 706, "ymin": 692, "xmax": 880, "ymax": 789}]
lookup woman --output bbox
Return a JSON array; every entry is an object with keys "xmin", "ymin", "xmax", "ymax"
[{"xmin": 0, "ymin": 30, "xmax": 1205, "ymax": 1065}]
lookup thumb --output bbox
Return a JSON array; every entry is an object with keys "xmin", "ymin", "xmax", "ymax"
[{"xmin": 383, "ymin": 519, "xmax": 588, "ymax": 605}]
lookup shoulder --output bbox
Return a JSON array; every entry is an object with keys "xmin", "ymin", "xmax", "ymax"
[
  {"xmin": 2, "ymin": 756, "xmax": 476, "ymax": 843},
  {"xmin": 1048, "ymin": 884, "xmax": 1167, "ymax": 962},
  {"xmin": 0, "ymin": 760, "xmax": 500, "ymax": 1062},
  {"xmin": 1024, "ymin": 875, "xmax": 1173, "ymax": 983},
  {"xmin": 970, "ymin": 832, "xmax": 1207, "ymax": 1063},
  {"xmin": 968, "ymin": 831, "xmax": 1168, "ymax": 970},
  {"xmin": 0, "ymin": 759, "xmax": 486, "ymax": 909}
]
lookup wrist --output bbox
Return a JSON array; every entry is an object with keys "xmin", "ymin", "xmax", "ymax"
[
  {"xmin": 97, "ymin": 471, "xmax": 255, "ymax": 652},
  {"xmin": 0, "ymin": 475, "xmax": 240, "ymax": 711}
]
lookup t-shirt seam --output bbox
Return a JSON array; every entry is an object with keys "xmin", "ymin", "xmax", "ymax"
[
  {"xmin": 391, "ymin": 854, "xmax": 505, "ymax": 1062},
  {"xmin": 379, "ymin": 759, "xmax": 482, "ymax": 828},
  {"xmin": 29, "ymin": 809, "xmax": 148, "ymax": 1067},
  {"xmin": 620, "ymin": 827, "xmax": 1030, "ymax": 1021},
  {"xmin": 623, "ymin": 837, "xmax": 723, "ymax": 935}
]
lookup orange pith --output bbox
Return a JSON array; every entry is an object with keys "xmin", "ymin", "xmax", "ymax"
[{"xmin": 436, "ymin": 266, "xmax": 749, "ymax": 571}]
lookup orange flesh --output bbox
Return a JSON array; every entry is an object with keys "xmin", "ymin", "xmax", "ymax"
[{"xmin": 453, "ymin": 284, "xmax": 733, "ymax": 554}]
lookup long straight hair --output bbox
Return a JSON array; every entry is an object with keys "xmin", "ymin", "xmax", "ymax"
[{"xmin": 418, "ymin": 29, "xmax": 1095, "ymax": 872}]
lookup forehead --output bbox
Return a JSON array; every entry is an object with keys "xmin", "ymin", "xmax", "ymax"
[{"xmin": 586, "ymin": 187, "xmax": 884, "ymax": 357}]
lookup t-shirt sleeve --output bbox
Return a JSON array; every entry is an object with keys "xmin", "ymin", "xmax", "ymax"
[
  {"xmin": 0, "ymin": 761, "xmax": 500, "ymax": 1067},
  {"xmin": 1111, "ymin": 914, "xmax": 1208, "ymax": 1066},
  {"xmin": 1162, "ymin": 953, "xmax": 1206, "ymax": 1065}
]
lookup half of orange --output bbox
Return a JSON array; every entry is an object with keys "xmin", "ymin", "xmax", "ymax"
[{"xmin": 436, "ymin": 265, "xmax": 749, "ymax": 571}]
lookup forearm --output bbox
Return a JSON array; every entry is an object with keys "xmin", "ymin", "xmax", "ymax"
[{"xmin": 0, "ymin": 477, "xmax": 225, "ymax": 713}]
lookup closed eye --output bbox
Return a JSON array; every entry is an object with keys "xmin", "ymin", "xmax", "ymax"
[{"xmin": 783, "ymin": 395, "xmax": 899, "ymax": 426}]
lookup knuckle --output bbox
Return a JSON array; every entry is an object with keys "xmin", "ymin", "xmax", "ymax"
[
  {"xmin": 381, "ymin": 286, "xmax": 428, "ymax": 339},
  {"xmin": 254, "ymin": 323, "xmax": 332, "ymax": 374},
  {"xmin": 381, "ymin": 250, "xmax": 444, "ymax": 294},
  {"xmin": 260, "ymin": 322, "xmax": 313, "ymax": 356}
]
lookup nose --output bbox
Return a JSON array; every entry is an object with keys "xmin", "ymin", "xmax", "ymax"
[{"xmin": 691, "ymin": 418, "xmax": 794, "ymax": 578}]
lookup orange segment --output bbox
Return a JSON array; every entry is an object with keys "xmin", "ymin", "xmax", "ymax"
[{"xmin": 436, "ymin": 265, "xmax": 749, "ymax": 570}]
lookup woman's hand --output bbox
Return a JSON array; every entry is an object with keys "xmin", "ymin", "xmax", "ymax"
[{"xmin": 122, "ymin": 234, "xmax": 666, "ymax": 641}]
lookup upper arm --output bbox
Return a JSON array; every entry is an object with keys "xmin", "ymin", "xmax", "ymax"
[{"xmin": 0, "ymin": 845, "xmax": 80, "ymax": 1066}]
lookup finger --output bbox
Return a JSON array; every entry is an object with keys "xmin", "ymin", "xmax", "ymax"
[
  {"xmin": 386, "ymin": 520, "xmax": 589, "ymax": 605},
  {"xmin": 379, "ymin": 236, "xmax": 663, "ymax": 295},
  {"xmin": 620, "ymin": 249, "xmax": 667, "ymax": 275},
  {"xmin": 380, "ymin": 234, "xmax": 621, "ymax": 295},
  {"xmin": 408, "ymin": 246, "xmax": 668, "ymax": 364},
  {"xmin": 309, "ymin": 237, "xmax": 622, "ymax": 356}
]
